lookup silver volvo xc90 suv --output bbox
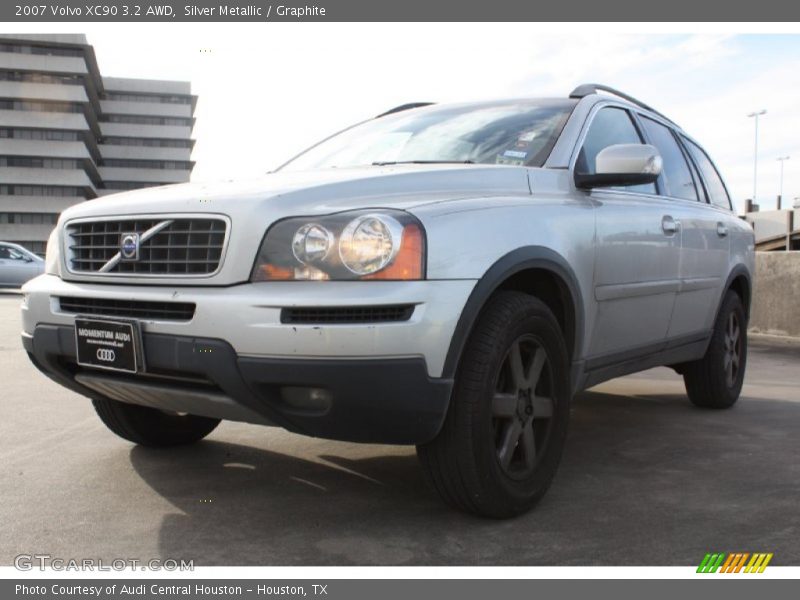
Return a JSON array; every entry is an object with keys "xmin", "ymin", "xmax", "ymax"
[{"xmin": 22, "ymin": 84, "xmax": 755, "ymax": 517}]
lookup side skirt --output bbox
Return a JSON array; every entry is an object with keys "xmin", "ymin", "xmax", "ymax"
[{"xmin": 576, "ymin": 332, "xmax": 711, "ymax": 391}]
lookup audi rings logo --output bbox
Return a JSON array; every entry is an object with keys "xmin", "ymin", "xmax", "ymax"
[
  {"xmin": 96, "ymin": 348, "xmax": 116, "ymax": 362},
  {"xmin": 120, "ymin": 233, "xmax": 140, "ymax": 261}
]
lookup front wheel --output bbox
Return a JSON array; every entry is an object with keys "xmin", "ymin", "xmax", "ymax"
[
  {"xmin": 92, "ymin": 398, "xmax": 221, "ymax": 447},
  {"xmin": 682, "ymin": 290, "xmax": 747, "ymax": 409},
  {"xmin": 417, "ymin": 292, "xmax": 571, "ymax": 518}
]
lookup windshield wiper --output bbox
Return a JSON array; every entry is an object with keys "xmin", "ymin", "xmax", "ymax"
[{"xmin": 371, "ymin": 160, "xmax": 475, "ymax": 166}]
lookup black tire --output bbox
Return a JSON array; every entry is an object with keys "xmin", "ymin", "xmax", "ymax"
[
  {"xmin": 92, "ymin": 398, "xmax": 220, "ymax": 447},
  {"xmin": 682, "ymin": 290, "xmax": 747, "ymax": 409},
  {"xmin": 417, "ymin": 291, "xmax": 571, "ymax": 518}
]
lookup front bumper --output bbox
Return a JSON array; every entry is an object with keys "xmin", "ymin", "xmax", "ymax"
[
  {"xmin": 21, "ymin": 275, "xmax": 475, "ymax": 444},
  {"xmin": 23, "ymin": 325, "xmax": 453, "ymax": 444},
  {"xmin": 22, "ymin": 275, "xmax": 475, "ymax": 378}
]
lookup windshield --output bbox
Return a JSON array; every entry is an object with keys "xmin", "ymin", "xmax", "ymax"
[{"xmin": 280, "ymin": 99, "xmax": 576, "ymax": 172}]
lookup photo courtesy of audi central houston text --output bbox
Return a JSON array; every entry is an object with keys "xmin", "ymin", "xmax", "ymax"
[{"xmin": 10, "ymin": 30, "xmax": 756, "ymax": 516}]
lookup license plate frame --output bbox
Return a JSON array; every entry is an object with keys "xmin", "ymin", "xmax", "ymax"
[{"xmin": 74, "ymin": 317, "xmax": 145, "ymax": 374}]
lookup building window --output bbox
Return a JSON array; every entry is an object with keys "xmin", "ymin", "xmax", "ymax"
[
  {"xmin": 0, "ymin": 128, "xmax": 81, "ymax": 141},
  {"xmin": 0, "ymin": 99, "xmax": 83, "ymax": 113},
  {"xmin": 100, "ymin": 136, "xmax": 192, "ymax": 148},
  {"xmin": 105, "ymin": 91, "xmax": 191, "ymax": 105},
  {"xmin": 0, "ymin": 185, "xmax": 84, "ymax": 197},
  {"xmin": 0, "ymin": 70, "xmax": 82, "ymax": 85},
  {"xmin": 0, "ymin": 212, "xmax": 59, "ymax": 225},
  {"xmin": 105, "ymin": 114, "xmax": 191, "ymax": 126},
  {"xmin": 102, "ymin": 158, "xmax": 191, "ymax": 170},
  {"xmin": 103, "ymin": 181, "xmax": 165, "ymax": 191},
  {"xmin": 0, "ymin": 43, "xmax": 84, "ymax": 58},
  {"xmin": 0, "ymin": 157, "xmax": 78, "ymax": 169}
]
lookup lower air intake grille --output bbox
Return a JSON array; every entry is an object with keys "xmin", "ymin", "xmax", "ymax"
[
  {"xmin": 59, "ymin": 297, "xmax": 196, "ymax": 322},
  {"xmin": 281, "ymin": 305, "xmax": 415, "ymax": 324}
]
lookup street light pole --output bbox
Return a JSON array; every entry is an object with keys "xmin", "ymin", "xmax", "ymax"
[
  {"xmin": 747, "ymin": 109, "xmax": 767, "ymax": 206},
  {"xmin": 777, "ymin": 156, "xmax": 790, "ymax": 210}
]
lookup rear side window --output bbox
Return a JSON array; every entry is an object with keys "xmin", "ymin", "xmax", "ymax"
[
  {"xmin": 576, "ymin": 107, "xmax": 655, "ymax": 195},
  {"xmin": 639, "ymin": 117, "xmax": 698, "ymax": 201},
  {"xmin": 683, "ymin": 138, "xmax": 732, "ymax": 210}
]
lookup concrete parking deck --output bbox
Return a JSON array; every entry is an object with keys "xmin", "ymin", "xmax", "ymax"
[{"xmin": 1, "ymin": 293, "xmax": 798, "ymax": 566}]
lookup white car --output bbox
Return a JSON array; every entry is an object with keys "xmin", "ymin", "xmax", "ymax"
[
  {"xmin": 22, "ymin": 85, "xmax": 755, "ymax": 517},
  {"xmin": 0, "ymin": 242, "xmax": 44, "ymax": 288}
]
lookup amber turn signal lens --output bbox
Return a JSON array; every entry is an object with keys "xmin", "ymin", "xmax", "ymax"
[
  {"xmin": 253, "ymin": 263, "xmax": 294, "ymax": 281},
  {"xmin": 364, "ymin": 223, "xmax": 424, "ymax": 280}
]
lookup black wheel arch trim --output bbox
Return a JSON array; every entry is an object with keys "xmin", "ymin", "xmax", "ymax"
[
  {"xmin": 722, "ymin": 263, "xmax": 753, "ymax": 318},
  {"xmin": 441, "ymin": 246, "xmax": 585, "ymax": 381}
]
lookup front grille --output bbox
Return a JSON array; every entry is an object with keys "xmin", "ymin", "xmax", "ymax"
[
  {"xmin": 58, "ymin": 296, "xmax": 196, "ymax": 321},
  {"xmin": 67, "ymin": 217, "xmax": 227, "ymax": 275},
  {"xmin": 281, "ymin": 305, "xmax": 415, "ymax": 324}
]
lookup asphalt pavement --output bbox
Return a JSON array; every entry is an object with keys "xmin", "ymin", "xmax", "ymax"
[{"xmin": 1, "ymin": 292, "xmax": 798, "ymax": 566}]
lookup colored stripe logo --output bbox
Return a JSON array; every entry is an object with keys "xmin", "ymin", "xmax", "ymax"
[{"xmin": 697, "ymin": 552, "xmax": 773, "ymax": 573}]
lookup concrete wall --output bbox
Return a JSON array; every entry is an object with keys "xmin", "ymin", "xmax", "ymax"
[
  {"xmin": 749, "ymin": 251, "xmax": 800, "ymax": 338},
  {"xmin": 745, "ymin": 209, "xmax": 800, "ymax": 241}
]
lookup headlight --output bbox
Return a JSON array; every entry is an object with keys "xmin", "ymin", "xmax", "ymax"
[
  {"xmin": 44, "ymin": 228, "xmax": 61, "ymax": 276},
  {"xmin": 292, "ymin": 223, "xmax": 334, "ymax": 264},
  {"xmin": 339, "ymin": 214, "xmax": 402, "ymax": 275},
  {"xmin": 252, "ymin": 210, "xmax": 425, "ymax": 281}
]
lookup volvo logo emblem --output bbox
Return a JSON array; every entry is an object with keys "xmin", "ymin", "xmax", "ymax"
[
  {"xmin": 120, "ymin": 233, "xmax": 140, "ymax": 261},
  {"xmin": 96, "ymin": 348, "xmax": 116, "ymax": 362}
]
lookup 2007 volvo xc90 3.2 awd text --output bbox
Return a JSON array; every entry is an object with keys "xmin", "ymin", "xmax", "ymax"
[{"xmin": 22, "ymin": 84, "xmax": 755, "ymax": 518}]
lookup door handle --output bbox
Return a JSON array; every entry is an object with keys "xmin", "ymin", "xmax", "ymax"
[
  {"xmin": 661, "ymin": 215, "xmax": 679, "ymax": 235},
  {"xmin": 717, "ymin": 222, "xmax": 728, "ymax": 237}
]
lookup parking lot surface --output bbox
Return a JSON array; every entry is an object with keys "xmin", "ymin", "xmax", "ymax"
[{"xmin": 1, "ymin": 293, "xmax": 798, "ymax": 566}]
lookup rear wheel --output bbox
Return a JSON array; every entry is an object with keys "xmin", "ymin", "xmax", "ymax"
[
  {"xmin": 682, "ymin": 290, "xmax": 747, "ymax": 409},
  {"xmin": 418, "ymin": 291, "xmax": 571, "ymax": 518},
  {"xmin": 92, "ymin": 398, "xmax": 220, "ymax": 447}
]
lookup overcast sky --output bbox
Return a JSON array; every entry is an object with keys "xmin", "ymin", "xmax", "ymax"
[{"xmin": 11, "ymin": 25, "xmax": 800, "ymax": 212}]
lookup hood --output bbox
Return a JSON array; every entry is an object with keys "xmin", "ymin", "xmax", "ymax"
[
  {"xmin": 63, "ymin": 164, "xmax": 530, "ymax": 220},
  {"xmin": 57, "ymin": 164, "xmax": 531, "ymax": 286}
]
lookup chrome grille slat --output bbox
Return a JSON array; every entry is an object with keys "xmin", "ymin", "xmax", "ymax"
[{"xmin": 66, "ymin": 217, "xmax": 227, "ymax": 276}]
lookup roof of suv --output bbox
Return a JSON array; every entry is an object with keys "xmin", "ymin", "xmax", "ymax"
[{"xmin": 378, "ymin": 84, "xmax": 682, "ymax": 133}]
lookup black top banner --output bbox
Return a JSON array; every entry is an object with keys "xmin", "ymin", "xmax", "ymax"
[{"xmin": 3, "ymin": 0, "xmax": 800, "ymax": 22}]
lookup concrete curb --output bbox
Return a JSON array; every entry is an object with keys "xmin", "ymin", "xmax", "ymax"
[{"xmin": 747, "ymin": 330, "xmax": 800, "ymax": 347}]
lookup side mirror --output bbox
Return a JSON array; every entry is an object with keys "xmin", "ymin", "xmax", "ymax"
[{"xmin": 575, "ymin": 143, "xmax": 662, "ymax": 189}]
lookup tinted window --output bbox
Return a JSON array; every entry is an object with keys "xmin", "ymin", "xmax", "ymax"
[
  {"xmin": 683, "ymin": 145, "xmax": 708, "ymax": 203},
  {"xmin": 577, "ymin": 107, "xmax": 656, "ymax": 195},
  {"xmin": 0, "ymin": 246, "xmax": 23, "ymax": 260},
  {"xmin": 683, "ymin": 138, "xmax": 731, "ymax": 210},
  {"xmin": 639, "ymin": 117, "xmax": 698, "ymax": 201}
]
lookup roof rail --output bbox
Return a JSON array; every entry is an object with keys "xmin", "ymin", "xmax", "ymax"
[
  {"xmin": 375, "ymin": 102, "xmax": 434, "ymax": 118},
  {"xmin": 569, "ymin": 83, "xmax": 677, "ymax": 126}
]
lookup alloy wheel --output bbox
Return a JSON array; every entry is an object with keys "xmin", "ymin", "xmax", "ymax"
[
  {"xmin": 723, "ymin": 311, "xmax": 742, "ymax": 388},
  {"xmin": 491, "ymin": 334, "xmax": 555, "ymax": 480}
]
